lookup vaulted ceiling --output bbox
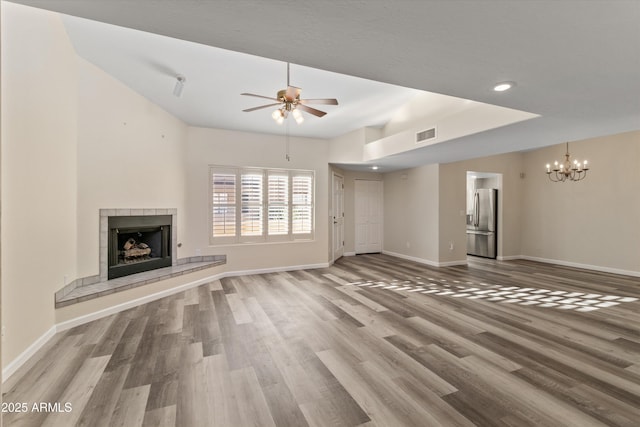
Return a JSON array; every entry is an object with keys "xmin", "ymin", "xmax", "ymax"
[{"xmin": 7, "ymin": 0, "xmax": 640, "ymax": 170}]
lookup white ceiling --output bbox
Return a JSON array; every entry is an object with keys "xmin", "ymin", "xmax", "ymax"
[
  {"xmin": 7, "ymin": 0, "xmax": 640, "ymax": 171},
  {"xmin": 58, "ymin": 12, "xmax": 427, "ymax": 140}
]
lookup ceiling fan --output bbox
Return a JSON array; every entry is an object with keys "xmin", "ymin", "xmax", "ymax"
[{"xmin": 241, "ymin": 63, "xmax": 338, "ymax": 124}]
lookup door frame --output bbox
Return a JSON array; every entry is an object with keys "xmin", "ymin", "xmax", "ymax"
[{"xmin": 331, "ymin": 172, "xmax": 345, "ymax": 263}]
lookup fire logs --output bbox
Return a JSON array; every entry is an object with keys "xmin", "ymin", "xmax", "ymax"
[{"xmin": 122, "ymin": 238, "xmax": 151, "ymax": 262}]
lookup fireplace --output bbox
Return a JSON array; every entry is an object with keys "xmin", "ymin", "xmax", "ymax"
[{"xmin": 107, "ymin": 215, "xmax": 172, "ymax": 279}]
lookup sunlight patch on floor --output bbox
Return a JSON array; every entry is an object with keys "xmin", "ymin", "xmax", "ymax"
[{"xmin": 344, "ymin": 277, "xmax": 638, "ymax": 313}]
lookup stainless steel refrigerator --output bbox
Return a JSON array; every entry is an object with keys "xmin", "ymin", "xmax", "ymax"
[{"xmin": 466, "ymin": 188, "xmax": 497, "ymax": 258}]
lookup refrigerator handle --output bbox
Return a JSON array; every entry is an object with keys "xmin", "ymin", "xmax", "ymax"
[{"xmin": 474, "ymin": 192, "xmax": 479, "ymax": 227}]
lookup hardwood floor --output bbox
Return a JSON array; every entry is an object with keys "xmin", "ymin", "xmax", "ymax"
[{"xmin": 3, "ymin": 254, "xmax": 640, "ymax": 426}]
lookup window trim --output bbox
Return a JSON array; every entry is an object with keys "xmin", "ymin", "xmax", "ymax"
[{"xmin": 210, "ymin": 165, "xmax": 315, "ymax": 245}]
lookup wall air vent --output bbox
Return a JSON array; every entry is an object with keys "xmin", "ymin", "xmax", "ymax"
[{"xmin": 416, "ymin": 127, "xmax": 436, "ymax": 144}]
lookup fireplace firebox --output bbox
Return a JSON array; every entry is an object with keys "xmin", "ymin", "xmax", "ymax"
[{"xmin": 108, "ymin": 215, "xmax": 172, "ymax": 279}]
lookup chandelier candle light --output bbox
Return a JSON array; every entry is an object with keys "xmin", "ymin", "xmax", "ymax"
[{"xmin": 545, "ymin": 142, "xmax": 589, "ymax": 182}]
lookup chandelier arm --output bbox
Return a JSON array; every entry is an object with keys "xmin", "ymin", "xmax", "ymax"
[
  {"xmin": 556, "ymin": 171, "xmax": 563, "ymax": 182},
  {"xmin": 544, "ymin": 143, "xmax": 589, "ymax": 183}
]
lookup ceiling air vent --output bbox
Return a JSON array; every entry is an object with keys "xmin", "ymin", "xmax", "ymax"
[{"xmin": 416, "ymin": 127, "xmax": 436, "ymax": 144}]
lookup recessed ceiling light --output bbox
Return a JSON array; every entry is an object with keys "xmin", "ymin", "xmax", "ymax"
[
  {"xmin": 493, "ymin": 81, "xmax": 515, "ymax": 92},
  {"xmin": 371, "ymin": 166, "xmax": 379, "ymax": 170}
]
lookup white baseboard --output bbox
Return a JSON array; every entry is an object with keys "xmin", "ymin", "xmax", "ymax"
[
  {"xmin": 224, "ymin": 262, "xmax": 330, "ymax": 278},
  {"xmin": 497, "ymin": 255, "xmax": 522, "ymax": 261},
  {"xmin": 3, "ymin": 261, "xmax": 330, "ymax": 384},
  {"xmin": 2, "ymin": 326, "xmax": 56, "ymax": 382},
  {"xmin": 343, "ymin": 252, "xmax": 356, "ymax": 257},
  {"xmin": 519, "ymin": 255, "xmax": 640, "ymax": 277},
  {"xmin": 382, "ymin": 250, "xmax": 467, "ymax": 267},
  {"xmin": 438, "ymin": 260, "xmax": 468, "ymax": 267}
]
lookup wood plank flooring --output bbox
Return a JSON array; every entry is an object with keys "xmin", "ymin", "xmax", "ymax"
[{"xmin": 3, "ymin": 254, "xmax": 640, "ymax": 426}]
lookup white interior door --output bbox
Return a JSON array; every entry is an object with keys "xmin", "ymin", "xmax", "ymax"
[
  {"xmin": 355, "ymin": 180, "xmax": 382, "ymax": 254},
  {"xmin": 332, "ymin": 173, "xmax": 344, "ymax": 261}
]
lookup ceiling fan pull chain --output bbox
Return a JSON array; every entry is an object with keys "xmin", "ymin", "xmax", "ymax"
[{"xmin": 285, "ymin": 120, "xmax": 291, "ymax": 161}]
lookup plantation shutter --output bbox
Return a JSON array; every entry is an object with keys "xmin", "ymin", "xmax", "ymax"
[
  {"xmin": 292, "ymin": 172, "xmax": 313, "ymax": 237},
  {"xmin": 211, "ymin": 171, "xmax": 236, "ymax": 241},
  {"xmin": 210, "ymin": 166, "xmax": 314, "ymax": 244},
  {"xmin": 240, "ymin": 171, "xmax": 264, "ymax": 239},
  {"xmin": 268, "ymin": 172, "xmax": 289, "ymax": 236}
]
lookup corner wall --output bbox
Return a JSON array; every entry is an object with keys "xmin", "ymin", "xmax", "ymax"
[
  {"xmin": 1, "ymin": 4, "xmax": 78, "ymax": 365},
  {"xmin": 75, "ymin": 58, "xmax": 188, "ymax": 278},
  {"xmin": 383, "ymin": 164, "xmax": 440, "ymax": 263}
]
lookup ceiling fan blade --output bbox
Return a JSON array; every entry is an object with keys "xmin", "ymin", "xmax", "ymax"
[
  {"xmin": 241, "ymin": 93, "xmax": 279, "ymax": 102},
  {"xmin": 299, "ymin": 98, "xmax": 339, "ymax": 105},
  {"xmin": 242, "ymin": 103, "xmax": 281, "ymax": 112},
  {"xmin": 285, "ymin": 85, "xmax": 302, "ymax": 101},
  {"xmin": 297, "ymin": 104, "xmax": 327, "ymax": 117}
]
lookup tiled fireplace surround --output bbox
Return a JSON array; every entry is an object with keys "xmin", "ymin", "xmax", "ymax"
[
  {"xmin": 99, "ymin": 208, "xmax": 178, "ymax": 281},
  {"xmin": 54, "ymin": 208, "xmax": 225, "ymax": 308}
]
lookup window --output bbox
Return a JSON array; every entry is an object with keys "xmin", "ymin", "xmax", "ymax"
[
  {"xmin": 292, "ymin": 174, "xmax": 313, "ymax": 234},
  {"xmin": 268, "ymin": 172, "xmax": 289, "ymax": 235},
  {"xmin": 210, "ymin": 166, "xmax": 314, "ymax": 244},
  {"xmin": 241, "ymin": 172, "xmax": 263, "ymax": 237},
  {"xmin": 211, "ymin": 171, "xmax": 236, "ymax": 238}
]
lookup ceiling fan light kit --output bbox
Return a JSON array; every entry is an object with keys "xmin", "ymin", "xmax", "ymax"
[
  {"xmin": 292, "ymin": 109, "xmax": 304, "ymax": 124},
  {"xmin": 271, "ymin": 109, "xmax": 285, "ymax": 124},
  {"xmin": 241, "ymin": 63, "xmax": 338, "ymax": 125}
]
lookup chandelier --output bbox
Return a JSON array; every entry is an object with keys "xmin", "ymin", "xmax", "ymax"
[{"xmin": 545, "ymin": 142, "xmax": 589, "ymax": 182}]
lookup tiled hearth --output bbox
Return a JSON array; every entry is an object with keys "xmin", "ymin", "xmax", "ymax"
[
  {"xmin": 55, "ymin": 255, "xmax": 226, "ymax": 308},
  {"xmin": 54, "ymin": 208, "xmax": 226, "ymax": 308}
]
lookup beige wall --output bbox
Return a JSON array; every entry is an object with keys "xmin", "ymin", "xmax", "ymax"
[
  {"xmin": 184, "ymin": 127, "xmax": 330, "ymax": 271},
  {"xmin": 1, "ymin": 5, "xmax": 78, "ymax": 365},
  {"xmin": 328, "ymin": 128, "xmax": 367, "ymax": 164},
  {"xmin": 439, "ymin": 152, "xmax": 526, "ymax": 262},
  {"xmin": 75, "ymin": 59, "xmax": 188, "ymax": 278},
  {"xmin": 522, "ymin": 131, "xmax": 640, "ymax": 274},
  {"xmin": 381, "ymin": 151, "xmax": 525, "ymax": 265},
  {"xmin": 381, "ymin": 133, "xmax": 640, "ymax": 276},
  {"xmin": 383, "ymin": 164, "xmax": 440, "ymax": 263}
]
